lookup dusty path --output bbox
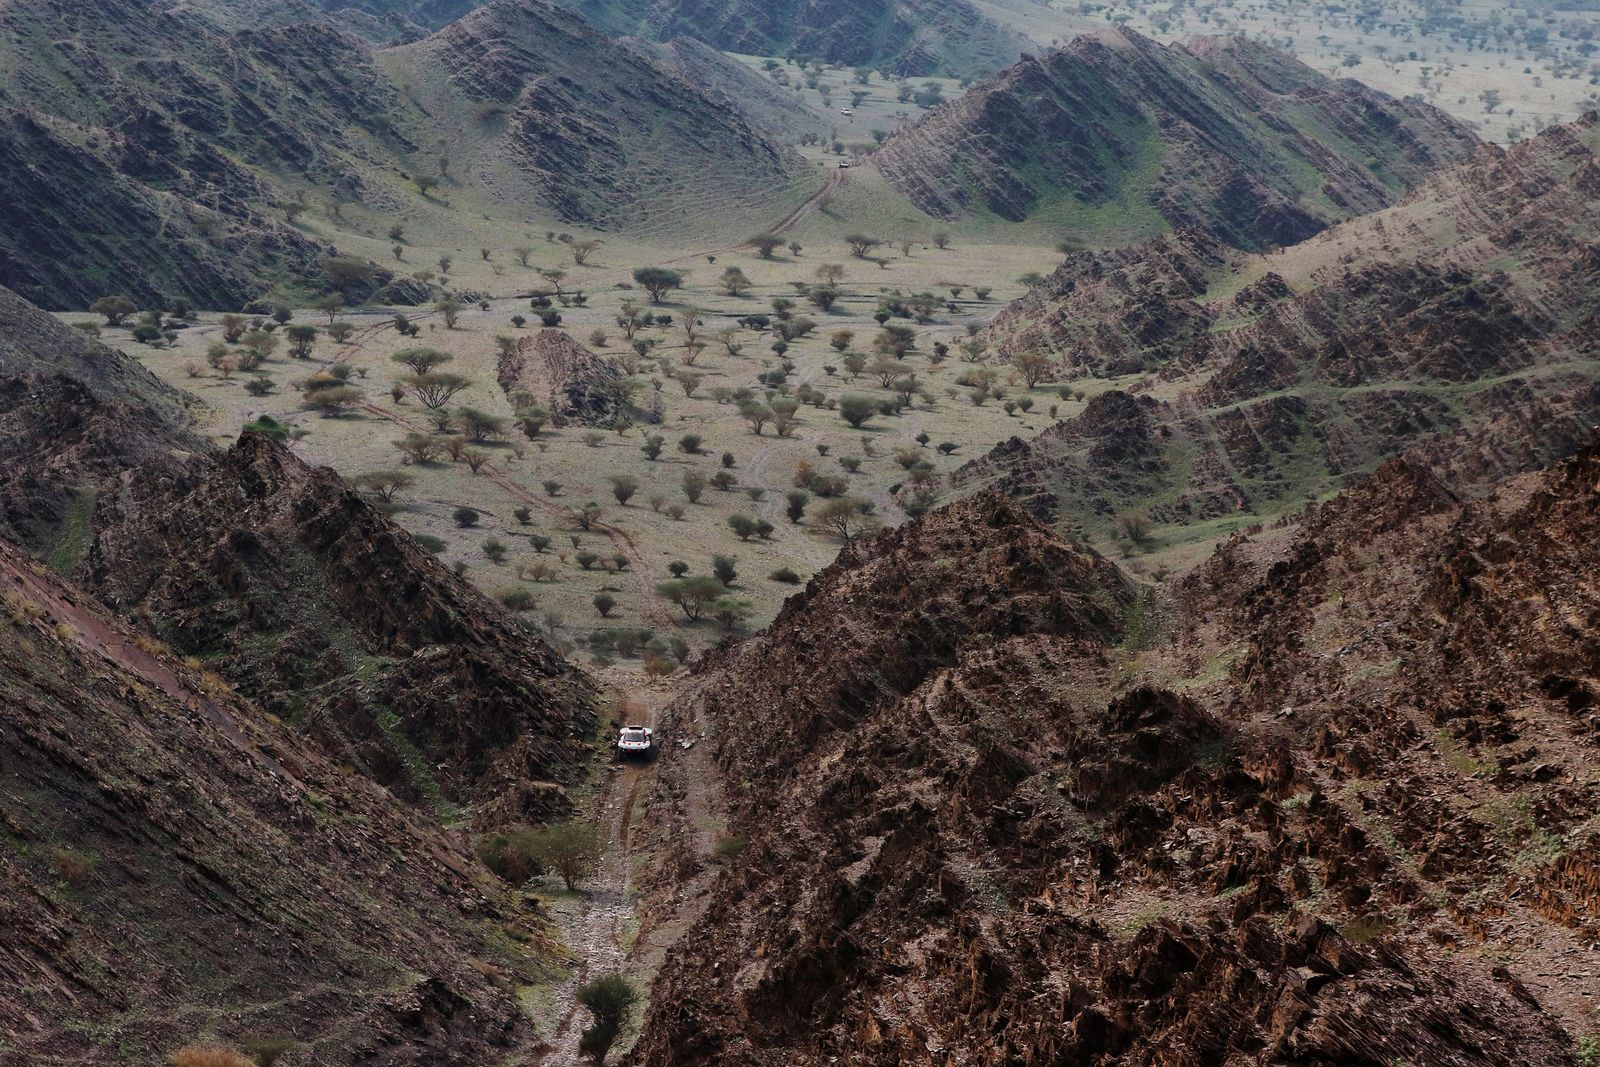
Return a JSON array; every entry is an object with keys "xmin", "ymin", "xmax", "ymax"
[{"xmin": 536, "ymin": 687, "xmax": 665, "ymax": 1065}]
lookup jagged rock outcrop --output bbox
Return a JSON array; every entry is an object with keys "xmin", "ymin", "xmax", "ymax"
[
  {"xmin": 0, "ymin": 284, "xmax": 595, "ymax": 820},
  {"xmin": 876, "ymin": 29, "xmax": 1477, "ymax": 249},
  {"xmin": 0, "ymin": 0, "xmax": 421, "ymax": 308},
  {"xmin": 632, "ymin": 444, "xmax": 1600, "ymax": 1064},
  {"xmin": 0, "ymin": 538, "xmax": 558, "ymax": 1064},
  {"xmin": 497, "ymin": 327, "xmax": 633, "ymax": 427},
  {"xmin": 958, "ymin": 115, "xmax": 1600, "ymax": 539},
  {"xmin": 386, "ymin": 0, "xmax": 807, "ymax": 228},
  {"xmin": 0, "ymin": 287, "xmax": 202, "ymax": 550},
  {"xmin": 83, "ymin": 431, "xmax": 597, "ymax": 818}
]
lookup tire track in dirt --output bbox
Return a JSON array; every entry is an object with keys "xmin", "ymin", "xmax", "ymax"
[{"xmin": 536, "ymin": 687, "xmax": 663, "ymax": 1065}]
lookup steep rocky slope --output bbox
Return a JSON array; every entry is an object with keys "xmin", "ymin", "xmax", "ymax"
[
  {"xmin": 0, "ymin": 0, "xmax": 806, "ymax": 308},
  {"xmin": 382, "ymin": 0, "xmax": 807, "ymax": 229},
  {"xmin": 84, "ymin": 431, "xmax": 597, "ymax": 822},
  {"xmin": 876, "ymin": 29, "xmax": 1477, "ymax": 249},
  {"xmin": 955, "ymin": 114, "xmax": 1600, "ymax": 542},
  {"xmin": 167, "ymin": 0, "xmax": 482, "ymax": 42},
  {"xmin": 632, "ymin": 446, "xmax": 1600, "ymax": 1063},
  {"xmin": 0, "ymin": 538, "xmax": 560, "ymax": 1064},
  {"xmin": 621, "ymin": 0, "xmax": 1024, "ymax": 77},
  {"xmin": 624, "ymin": 35, "xmax": 830, "ymax": 144},
  {"xmin": 0, "ymin": 287, "xmax": 202, "ymax": 553},
  {"xmin": 0, "ymin": 284, "xmax": 596, "ymax": 819},
  {"xmin": 0, "ymin": 0, "xmax": 419, "ymax": 308}
]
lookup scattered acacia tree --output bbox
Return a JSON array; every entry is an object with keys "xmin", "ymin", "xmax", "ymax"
[
  {"xmin": 350, "ymin": 470, "xmax": 414, "ymax": 502},
  {"xmin": 394, "ymin": 432, "xmax": 444, "ymax": 464},
  {"xmin": 529, "ymin": 820, "xmax": 603, "ymax": 891},
  {"xmin": 681, "ymin": 469, "xmax": 709, "ymax": 503},
  {"xmin": 837, "ymin": 394, "xmax": 878, "ymax": 428},
  {"xmin": 710, "ymin": 597, "xmax": 752, "ymax": 632},
  {"xmin": 785, "ymin": 489, "xmax": 810, "ymax": 524},
  {"xmin": 609, "ymin": 475, "xmax": 639, "ymax": 506},
  {"xmin": 406, "ymin": 371, "xmax": 472, "ymax": 409},
  {"xmin": 632, "ymin": 266, "xmax": 684, "ymax": 304},
  {"xmin": 89, "ymin": 295, "xmax": 137, "ymax": 326},
  {"xmin": 576, "ymin": 975, "xmax": 638, "ymax": 1065},
  {"xmin": 656, "ymin": 576, "xmax": 724, "ymax": 620},
  {"xmin": 593, "ymin": 593, "xmax": 617, "ymax": 618},
  {"xmin": 1116, "ymin": 510, "xmax": 1154, "ymax": 548},
  {"xmin": 816, "ymin": 496, "xmax": 877, "ymax": 542},
  {"xmin": 302, "ymin": 382, "xmax": 363, "ymax": 417},
  {"xmin": 435, "ymin": 299, "xmax": 465, "ymax": 328},
  {"xmin": 720, "ymin": 267, "xmax": 752, "ymax": 296},
  {"xmin": 453, "ymin": 506, "xmax": 480, "ymax": 528},
  {"xmin": 285, "ymin": 324, "xmax": 318, "ymax": 358},
  {"xmin": 845, "ymin": 234, "xmax": 881, "ymax": 258},
  {"xmin": 749, "ymin": 233, "xmax": 784, "ymax": 258},
  {"xmin": 392, "ymin": 347, "xmax": 452, "ymax": 376},
  {"xmin": 311, "ymin": 293, "xmax": 344, "ymax": 325},
  {"xmin": 1009, "ymin": 349, "xmax": 1053, "ymax": 388}
]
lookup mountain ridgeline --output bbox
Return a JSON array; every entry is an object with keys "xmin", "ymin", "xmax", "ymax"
[
  {"xmin": 876, "ymin": 28, "xmax": 1479, "ymax": 249},
  {"xmin": 954, "ymin": 115, "xmax": 1600, "ymax": 541},
  {"xmin": 0, "ymin": 0, "xmax": 807, "ymax": 309}
]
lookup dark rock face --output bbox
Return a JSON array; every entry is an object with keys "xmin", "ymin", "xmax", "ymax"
[
  {"xmin": 623, "ymin": 0, "xmax": 1027, "ymax": 77},
  {"xmin": 388, "ymin": 0, "xmax": 806, "ymax": 228},
  {"xmin": 960, "ymin": 115, "xmax": 1600, "ymax": 537},
  {"xmin": 84, "ymin": 432, "xmax": 596, "ymax": 816},
  {"xmin": 0, "ymin": 538, "xmax": 553, "ymax": 1065},
  {"xmin": 876, "ymin": 29, "xmax": 1478, "ymax": 249},
  {"xmin": 0, "ymin": 0, "xmax": 421, "ymax": 308},
  {"xmin": 0, "ymin": 286, "xmax": 202, "ymax": 550},
  {"xmin": 0, "ymin": 109, "xmax": 336, "ymax": 311},
  {"xmin": 631, "ymin": 445, "xmax": 1600, "ymax": 1065}
]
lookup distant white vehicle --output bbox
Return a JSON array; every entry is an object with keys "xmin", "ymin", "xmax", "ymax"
[
  {"xmin": 840, "ymin": 108, "xmax": 854, "ymax": 115},
  {"xmin": 616, "ymin": 724, "xmax": 654, "ymax": 757},
  {"xmin": 838, "ymin": 160, "xmax": 852, "ymax": 168}
]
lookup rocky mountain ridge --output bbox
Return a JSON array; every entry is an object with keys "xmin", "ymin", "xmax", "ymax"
[
  {"xmin": 0, "ymin": 0, "xmax": 808, "ymax": 309},
  {"xmin": 0, "ymin": 535, "xmax": 560, "ymax": 1064},
  {"xmin": 631, "ymin": 438, "xmax": 1600, "ymax": 1064},
  {"xmin": 951, "ymin": 113, "xmax": 1600, "ymax": 543},
  {"xmin": 876, "ymin": 28, "xmax": 1479, "ymax": 249},
  {"xmin": 0, "ymin": 284, "xmax": 597, "ymax": 819}
]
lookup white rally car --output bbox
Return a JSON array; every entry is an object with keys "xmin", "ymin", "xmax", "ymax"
[{"xmin": 616, "ymin": 724, "xmax": 655, "ymax": 758}]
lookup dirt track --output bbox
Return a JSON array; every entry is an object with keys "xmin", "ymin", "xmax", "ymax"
[{"xmin": 536, "ymin": 687, "xmax": 664, "ymax": 1065}]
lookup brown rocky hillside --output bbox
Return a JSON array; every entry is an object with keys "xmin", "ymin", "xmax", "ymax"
[
  {"xmin": 0, "ymin": 0, "xmax": 807, "ymax": 308},
  {"xmin": 954, "ymin": 114, "xmax": 1600, "ymax": 543},
  {"xmin": 381, "ymin": 0, "xmax": 808, "ymax": 229},
  {"xmin": 632, "ymin": 442, "xmax": 1600, "ymax": 1064},
  {"xmin": 83, "ymin": 431, "xmax": 597, "ymax": 823},
  {"xmin": 0, "ymin": 537, "xmax": 560, "ymax": 1064},
  {"xmin": 0, "ymin": 284, "xmax": 596, "ymax": 820},
  {"xmin": 875, "ymin": 28, "xmax": 1477, "ymax": 249}
]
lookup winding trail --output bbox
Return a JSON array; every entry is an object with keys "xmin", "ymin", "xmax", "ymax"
[{"xmin": 536, "ymin": 687, "xmax": 665, "ymax": 1065}]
